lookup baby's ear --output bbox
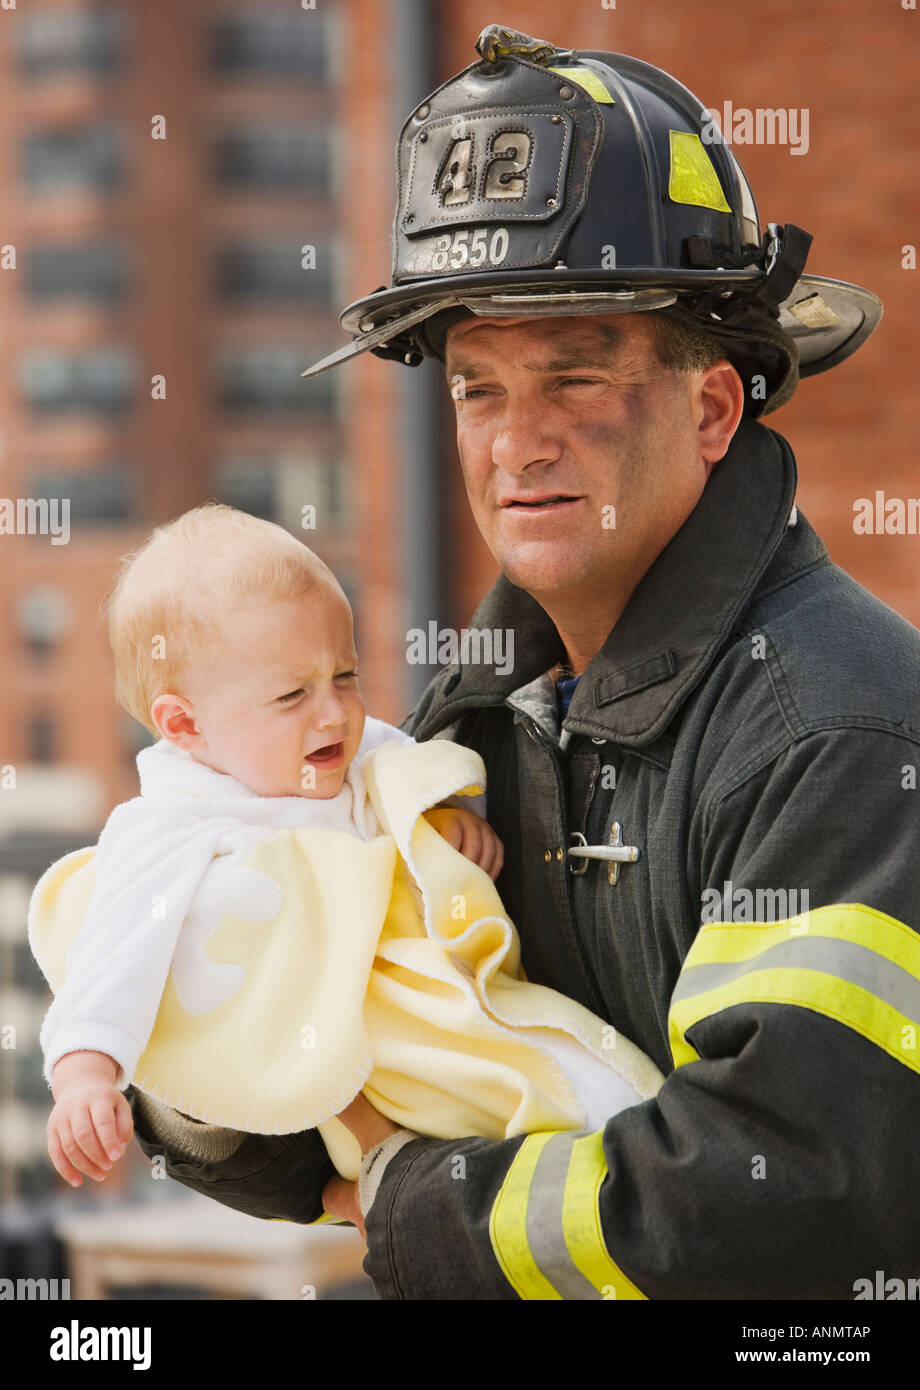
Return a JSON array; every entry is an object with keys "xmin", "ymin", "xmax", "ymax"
[{"xmin": 150, "ymin": 693, "xmax": 203, "ymax": 748}]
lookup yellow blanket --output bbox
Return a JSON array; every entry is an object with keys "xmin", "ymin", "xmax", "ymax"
[{"xmin": 30, "ymin": 739, "xmax": 663, "ymax": 1179}]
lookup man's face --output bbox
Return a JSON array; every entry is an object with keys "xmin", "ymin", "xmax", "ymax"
[
  {"xmin": 182, "ymin": 587, "xmax": 366, "ymax": 799},
  {"xmin": 443, "ymin": 313, "xmax": 719, "ymax": 610}
]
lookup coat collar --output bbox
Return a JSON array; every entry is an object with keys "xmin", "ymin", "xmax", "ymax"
[{"xmin": 414, "ymin": 417, "xmax": 828, "ymax": 747}]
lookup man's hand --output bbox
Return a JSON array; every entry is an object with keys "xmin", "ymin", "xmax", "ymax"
[
  {"xmin": 48, "ymin": 1051, "xmax": 133, "ymax": 1187},
  {"xmin": 424, "ymin": 807, "xmax": 504, "ymax": 880},
  {"xmin": 322, "ymin": 1093, "xmax": 401, "ymax": 1240}
]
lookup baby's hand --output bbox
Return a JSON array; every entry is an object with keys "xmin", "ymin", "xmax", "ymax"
[
  {"xmin": 424, "ymin": 807, "xmax": 504, "ymax": 881},
  {"xmin": 48, "ymin": 1051, "xmax": 134, "ymax": 1188}
]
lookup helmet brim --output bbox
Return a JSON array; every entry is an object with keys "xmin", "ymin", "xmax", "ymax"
[
  {"xmin": 301, "ymin": 268, "xmax": 749, "ymax": 380},
  {"xmin": 775, "ymin": 276, "xmax": 882, "ymax": 377},
  {"xmin": 301, "ymin": 270, "xmax": 881, "ymax": 385}
]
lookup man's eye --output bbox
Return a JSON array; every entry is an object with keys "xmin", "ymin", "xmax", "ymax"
[
  {"xmin": 449, "ymin": 379, "xmax": 493, "ymax": 400},
  {"xmin": 559, "ymin": 377, "xmax": 602, "ymax": 387}
]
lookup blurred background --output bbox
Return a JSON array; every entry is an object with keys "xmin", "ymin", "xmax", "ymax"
[{"xmin": 0, "ymin": 0, "xmax": 916, "ymax": 1300}]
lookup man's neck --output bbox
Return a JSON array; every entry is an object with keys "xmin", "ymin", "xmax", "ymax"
[{"xmin": 538, "ymin": 592, "xmax": 632, "ymax": 677}]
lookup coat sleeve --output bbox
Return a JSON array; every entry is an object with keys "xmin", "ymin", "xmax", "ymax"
[
  {"xmin": 362, "ymin": 727, "xmax": 920, "ymax": 1299},
  {"xmin": 127, "ymin": 1088, "xmax": 337, "ymax": 1226}
]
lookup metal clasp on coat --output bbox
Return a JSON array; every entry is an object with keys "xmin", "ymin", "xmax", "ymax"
[{"xmin": 568, "ymin": 824, "xmax": 640, "ymax": 886}]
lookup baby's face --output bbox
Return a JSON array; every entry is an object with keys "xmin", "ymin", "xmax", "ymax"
[{"xmin": 183, "ymin": 586, "xmax": 366, "ymax": 798}]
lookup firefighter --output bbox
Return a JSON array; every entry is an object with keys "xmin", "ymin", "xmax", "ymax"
[{"xmin": 129, "ymin": 26, "xmax": 920, "ymax": 1299}]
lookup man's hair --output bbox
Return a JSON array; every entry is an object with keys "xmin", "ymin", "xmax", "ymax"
[
  {"xmin": 646, "ymin": 311, "xmax": 726, "ymax": 374},
  {"xmin": 101, "ymin": 502, "xmax": 341, "ymax": 735}
]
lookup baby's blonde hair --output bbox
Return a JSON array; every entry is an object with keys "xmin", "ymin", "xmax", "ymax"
[{"xmin": 101, "ymin": 502, "xmax": 342, "ymax": 735}]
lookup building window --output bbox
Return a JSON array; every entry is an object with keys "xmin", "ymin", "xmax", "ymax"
[
  {"xmin": 214, "ymin": 125, "xmax": 331, "ymax": 193},
  {"xmin": 210, "ymin": 10, "xmax": 328, "ymax": 78},
  {"xmin": 215, "ymin": 237, "xmax": 334, "ymax": 305},
  {"xmin": 28, "ymin": 468, "xmax": 134, "ymax": 524},
  {"xmin": 9, "ymin": 1036, "xmax": 49, "ymax": 1108},
  {"xmin": 28, "ymin": 715, "xmax": 55, "ymax": 764},
  {"xmin": 14, "ymin": 939, "xmax": 44, "ymax": 992},
  {"xmin": 214, "ymin": 452, "xmax": 349, "ymax": 530},
  {"xmin": 23, "ymin": 122, "xmax": 123, "ymax": 194},
  {"xmin": 17, "ymin": 8, "xmax": 126, "ymax": 79},
  {"xmin": 215, "ymin": 346, "xmax": 335, "ymax": 413},
  {"xmin": 212, "ymin": 460, "xmax": 276, "ymax": 521},
  {"xmin": 19, "ymin": 347, "xmax": 136, "ymax": 416},
  {"xmin": 15, "ymin": 587, "xmax": 73, "ymax": 660},
  {"xmin": 26, "ymin": 240, "xmax": 130, "ymax": 304}
]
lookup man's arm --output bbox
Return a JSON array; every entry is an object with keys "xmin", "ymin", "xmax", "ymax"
[
  {"xmin": 128, "ymin": 1089, "xmax": 337, "ymax": 1225},
  {"xmin": 361, "ymin": 726, "xmax": 920, "ymax": 1298}
]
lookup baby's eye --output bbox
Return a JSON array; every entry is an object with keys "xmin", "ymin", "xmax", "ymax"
[
  {"xmin": 277, "ymin": 689, "xmax": 304, "ymax": 705},
  {"xmin": 335, "ymin": 670, "xmax": 359, "ymax": 683}
]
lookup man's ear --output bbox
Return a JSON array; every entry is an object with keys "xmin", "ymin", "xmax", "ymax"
[{"xmin": 697, "ymin": 360, "xmax": 745, "ymax": 475}]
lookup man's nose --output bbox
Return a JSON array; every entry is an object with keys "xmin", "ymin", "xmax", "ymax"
[{"xmin": 490, "ymin": 408, "xmax": 563, "ymax": 473}]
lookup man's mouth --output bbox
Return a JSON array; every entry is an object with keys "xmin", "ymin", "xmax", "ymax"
[
  {"xmin": 303, "ymin": 742, "xmax": 344, "ymax": 766},
  {"xmin": 503, "ymin": 495, "xmax": 581, "ymax": 511}
]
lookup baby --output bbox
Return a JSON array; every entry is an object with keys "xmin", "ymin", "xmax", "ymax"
[{"xmin": 31, "ymin": 503, "xmax": 663, "ymax": 1192}]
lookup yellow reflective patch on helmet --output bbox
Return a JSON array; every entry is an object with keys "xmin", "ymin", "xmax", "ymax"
[
  {"xmin": 668, "ymin": 131, "xmax": 731, "ymax": 213},
  {"xmin": 549, "ymin": 66, "xmax": 615, "ymax": 104}
]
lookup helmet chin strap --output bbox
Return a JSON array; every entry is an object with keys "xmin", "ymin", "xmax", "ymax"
[{"xmin": 681, "ymin": 224, "xmax": 813, "ymax": 323}]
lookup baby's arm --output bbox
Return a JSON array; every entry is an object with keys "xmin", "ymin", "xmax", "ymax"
[
  {"xmin": 47, "ymin": 1050, "xmax": 134, "ymax": 1187},
  {"xmin": 36, "ymin": 800, "xmax": 249, "ymax": 1089},
  {"xmin": 33, "ymin": 799, "xmax": 257, "ymax": 1194},
  {"xmin": 424, "ymin": 807, "xmax": 504, "ymax": 881}
]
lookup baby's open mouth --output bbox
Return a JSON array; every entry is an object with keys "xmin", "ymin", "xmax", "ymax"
[{"xmin": 304, "ymin": 742, "xmax": 344, "ymax": 765}]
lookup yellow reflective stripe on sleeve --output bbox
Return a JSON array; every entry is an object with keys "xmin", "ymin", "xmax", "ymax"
[
  {"xmin": 563, "ymin": 1133, "xmax": 647, "ymax": 1300},
  {"xmin": 669, "ymin": 904, "xmax": 920, "ymax": 1073},
  {"xmin": 490, "ymin": 1132, "xmax": 560, "ymax": 1299},
  {"xmin": 489, "ymin": 1131, "xmax": 648, "ymax": 1300}
]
